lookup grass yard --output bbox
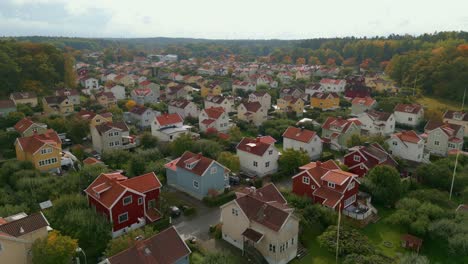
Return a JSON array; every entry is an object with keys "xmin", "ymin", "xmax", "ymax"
[
  {"xmin": 416, "ymin": 96, "xmax": 468, "ymax": 111},
  {"xmin": 292, "ymin": 226, "xmax": 336, "ymax": 264}
]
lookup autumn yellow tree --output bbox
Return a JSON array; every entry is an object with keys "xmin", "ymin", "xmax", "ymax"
[
  {"xmin": 283, "ymin": 55, "xmax": 292, "ymax": 64},
  {"xmin": 64, "ymin": 53, "xmax": 77, "ymax": 88},
  {"xmin": 308, "ymin": 56, "xmax": 321, "ymax": 65},
  {"xmin": 296, "ymin": 57, "xmax": 306, "ymax": 65},
  {"xmin": 125, "ymin": 100, "xmax": 137, "ymax": 110},
  {"xmin": 32, "ymin": 230, "xmax": 78, "ymax": 264}
]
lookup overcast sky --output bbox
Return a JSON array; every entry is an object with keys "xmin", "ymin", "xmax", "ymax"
[{"xmin": 1, "ymin": 0, "xmax": 467, "ymax": 39}]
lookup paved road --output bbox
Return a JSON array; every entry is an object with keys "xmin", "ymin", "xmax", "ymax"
[{"xmin": 174, "ymin": 207, "xmax": 220, "ymax": 240}]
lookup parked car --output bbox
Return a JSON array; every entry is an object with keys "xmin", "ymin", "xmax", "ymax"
[
  {"xmin": 169, "ymin": 206, "xmax": 181, "ymax": 218},
  {"xmin": 229, "ymin": 175, "xmax": 240, "ymax": 185}
]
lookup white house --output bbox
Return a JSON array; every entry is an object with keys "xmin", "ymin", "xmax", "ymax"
[
  {"xmin": 237, "ymin": 101, "xmax": 267, "ymax": 126},
  {"xmin": 319, "ymin": 78, "xmax": 346, "ymax": 93},
  {"xmin": 387, "ymin": 130, "xmax": 428, "ymax": 163},
  {"xmin": 168, "ymin": 99, "xmax": 199, "ymax": 118},
  {"xmin": 151, "ymin": 113, "xmax": 193, "ymax": 142},
  {"xmin": 199, "ymin": 107, "xmax": 230, "ymax": 133},
  {"xmin": 282, "ymin": 126, "xmax": 323, "ymax": 160},
  {"xmin": 104, "ymin": 84, "xmax": 126, "ymax": 100},
  {"xmin": 204, "ymin": 95, "xmax": 234, "ymax": 113},
  {"xmin": 232, "ymin": 80, "xmax": 256, "ymax": 93},
  {"xmin": 248, "ymin": 91, "xmax": 271, "ymax": 111},
  {"xmin": 394, "ymin": 103, "xmax": 424, "ymax": 127},
  {"xmin": 351, "ymin": 97, "xmax": 377, "ymax": 115},
  {"xmin": 81, "ymin": 77, "xmax": 100, "ymax": 95},
  {"xmin": 357, "ymin": 110, "xmax": 395, "ymax": 136},
  {"xmin": 305, "ymin": 83, "xmax": 324, "ymax": 98},
  {"xmin": 125, "ymin": 105, "xmax": 158, "ymax": 128},
  {"xmin": 236, "ymin": 137, "xmax": 279, "ymax": 177},
  {"xmin": 443, "ymin": 110, "xmax": 468, "ymax": 137},
  {"xmin": 424, "ymin": 121, "xmax": 464, "ymax": 156}
]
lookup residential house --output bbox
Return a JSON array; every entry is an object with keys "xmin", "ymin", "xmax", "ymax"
[
  {"xmin": 0, "ymin": 99, "xmax": 16, "ymax": 117},
  {"xmin": 277, "ymin": 71, "xmax": 294, "ymax": 83},
  {"xmin": 256, "ymin": 74, "xmax": 278, "ymax": 88},
  {"xmin": 344, "ymin": 76, "xmax": 371, "ymax": 99},
  {"xmin": 42, "ymin": 96, "xmax": 74, "ymax": 116},
  {"xmin": 280, "ymin": 88, "xmax": 306, "ymax": 101},
  {"xmin": 55, "ymin": 88, "xmax": 80, "ymax": 105},
  {"xmin": 443, "ymin": 110, "xmax": 468, "ymax": 137},
  {"xmin": 165, "ymin": 151, "xmax": 229, "ymax": 200},
  {"xmin": 10, "ymin": 92, "xmax": 38, "ymax": 107},
  {"xmin": 370, "ymin": 78, "xmax": 398, "ymax": 93},
  {"xmin": 78, "ymin": 110, "xmax": 113, "ymax": 127},
  {"xmin": 344, "ymin": 143, "xmax": 397, "ymax": 177},
  {"xmin": 282, "ymin": 126, "xmax": 323, "ymax": 160},
  {"xmin": 115, "ymin": 75, "xmax": 135, "ymax": 87},
  {"xmin": 104, "ymin": 84, "xmax": 126, "ymax": 100},
  {"xmin": 292, "ymin": 160, "xmax": 360, "ymax": 211},
  {"xmin": 91, "ymin": 121, "xmax": 136, "ymax": 153},
  {"xmin": 138, "ymin": 80, "xmax": 160, "ymax": 100},
  {"xmin": 81, "ymin": 77, "xmax": 99, "ymax": 91},
  {"xmin": 131, "ymin": 82, "xmax": 160, "ymax": 105},
  {"xmin": 0, "ymin": 212, "xmax": 50, "ymax": 264},
  {"xmin": 232, "ymin": 80, "xmax": 256, "ymax": 93},
  {"xmin": 204, "ymin": 95, "xmax": 234, "ymax": 113},
  {"xmin": 351, "ymin": 97, "xmax": 377, "ymax": 115},
  {"xmin": 125, "ymin": 105, "xmax": 158, "ymax": 128},
  {"xmin": 166, "ymin": 84, "xmax": 191, "ymax": 100},
  {"xmin": 85, "ymin": 171, "xmax": 162, "ymax": 237},
  {"xmin": 199, "ymin": 107, "xmax": 230, "ymax": 133},
  {"xmin": 277, "ymin": 96, "xmax": 304, "ymax": 117},
  {"xmin": 236, "ymin": 137, "xmax": 279, "ymax": 177},
  {"xmin": 237, "ymin": 101, "xmax": 267, "ymax": 126},
  {"xmin": 387, "ymin": 130, "xmax": 428, "ymax": 163},
  {"xmin": 14, "ymin": 118, "xmax": 47, "ymax": 137},
  {"xmin": 168, "ymin": 99, "xmax": 199, "ymax": 118},
  {"xmin": 94, "ymin": 91, "xmax": 117, "ymax": 108},
  {"xmin": 310, "ymin": 92, "xmax": 340, "ymax": 111},
  {"xmin": 305, "ymin": 83, "xmax": 324, "ymax": 98},
  {"xmin": 296, "ymin": 70, "xmax": 312, "ymax": 80},
  {"xmin": 394, "ymin": 104, "xmax": 424, "ymax": 128},
  {"xmin": 220, "ymin": 184, "xmax": 299, "ymax": 264},
  {"xmin": 319, "ymin": 78, "xmax": 346, "ymax": 93},
  {"xmin": 321, "ymin": 117, "xmax": 362, "ymax": 150},
  {"xmin": 15, "ymin": 129, "xmax": 62, "ymax": 172},
  {"xmin": 248, "ymin": 91, "xmax": 271, "ymax": 111},
  {"xmin": 357, "ymin": 110, "xmax": 395, "ymax": 136},
  {"xmin": 151, "ymin": 113, "xmax": 193, "ymax": 142},
  {"xmin": 201, "ymin": 81, "xmax": 222, "ymax": 97},
  {"xmin": 100, "ymin": 226, "xmax": 191, "ymax": 264},
  {"xmin": 424, "ymin": 121, "xmax": 464, "ymax": 156}
]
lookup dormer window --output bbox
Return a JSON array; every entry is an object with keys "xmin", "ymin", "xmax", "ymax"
[
  {"xmin": 353, "ymin": 155, "xmax": 360, "ymax": 162},
  {"xmin": 328, "ymin": 182, "xmax": 335, "ymax": 189}
]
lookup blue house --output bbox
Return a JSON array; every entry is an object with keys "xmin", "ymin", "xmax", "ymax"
[{"xmin": 165, "ymin": 151, "xmax": 229, "ymax": 200}]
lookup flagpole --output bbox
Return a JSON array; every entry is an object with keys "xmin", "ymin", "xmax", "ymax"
[
  {"xmin": 335, "ymin": 203, "xmax": 342, "ymax": 264},
  {"xmin": 449, "ymin": 87, "xmax": 467, "ymax": 200}
]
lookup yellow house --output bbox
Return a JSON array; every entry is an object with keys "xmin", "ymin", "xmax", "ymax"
[
  {"xmin": 0, "ymin": 212, "xmax": 50, "ymax": 264},
  {"xmin": 15, "ymin": 129, "xmax": 62, "ymax": 172},
  {"xmin": 311, "ymin": 92, "xmax": 340, "ymax": 110},
  {"xmin": 201, "ymin": 82, "xmax": 222, "ymax": 97},
  {"xmin": 94, "ymin": 92, "xmax": 117, "ymax": 108},
  {"xmin": 42, "ymin": 96, "xmax": 74, "ymax": 116},
  {"xmin": 277, "ymin": 96, "xmax": 304, "ymax": 116},
  {"xmin": 78, "ymin": 110, "xmax": 113, "ymax": 128}
]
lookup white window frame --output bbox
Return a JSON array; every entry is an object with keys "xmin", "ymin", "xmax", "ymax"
[
  {"xmin": 302, "ymin": 176, "xmax": 310, "ymax": 185},
  {"xmin": 118, "ymin": 212, "xmax": 128, "ymax": 224},
  {"xmin": 138, "ymin": 197, "xmax": 143, "ymax": 205},
  {"xmin": 211, "ymin": 167, "xmax": 217, "ymax": 174},
  {"xmin": 123, "ymin": 195, "xmax": 132, "ymax": 206},
  {"xmin": 265, "ymin": 161, "xmax": 270, "ymax": 168},
  {"xmin": 328, "ymin": 182, "xmax": 335, "ymax": 189},
  {"xmin": 348, "ymin": 181, "xmax": 355, "ymax": 190},
  {"xmin": 253, "ymin": 161, "xmax": 258, "ymax": 167},
  {"xmin": 353, "ymin": 155, "xmax": 360, "ymax": 162},
  {"xmin": 311, "ymin": 184, "xmax": 316, "ymax": 190},
  {"xmin": 193, "ymin": 180, "xmax": 199, "ymax": 189}
]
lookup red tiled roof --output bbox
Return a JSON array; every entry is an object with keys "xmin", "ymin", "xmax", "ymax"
[
  {"xmin": 83, "ymin": 157, "xmax": 103, "ymax": 165},
  {"xmin": 173, "ymin": 151, "xmax": 222, "ymax": 176},
  {"xmin": 282, "ymin": 126, "xmax": 317, "ymax": 143},
  {"xmin": 322, "ymin": 117, "xmax": 362, "ymax": 132},
  {"xmin": 312, "ymin": 92, "xmax": 339, "ymax": 99},
  {"xmin": 394, "ymin": 103, "xmax": 422, "ymax": 114},
  {"xmin": 444, "ymin": 110, "xmax": 468, "ymax": 121},
  {"xmin": 240, "ymin": 101, "xmax": 262, "ymax": 113},
  {"xmin": 258, "ymin": 136, "xmax": 276, "ymax": 145},
  {"xmin": 16, "ymin": 129, "xmax": 61, "ymax": 154},
  {"xmin": 156, "ymin": 113, "xmax": 183, "ymax": 126},
  {"xmin": 394, "ymin": 130, "xmax": 422, "ymax": 144},
  {"xmin": 120, "ymin": 172, "xmax": 162, "ymax": 193},
  {"xmin": 237, "ymin": 137, "xmax": 273, "ymax": 156},
  {"xmin": 14, "ymin": 118, "xmax": 34, "ymax": 133},
  {"xmin": 320, "ymin": 78, "xmax": 345, "ymax": 85},
  {"xmin": 313, "ymin": 187, "xmax": 342, "ymax": 208},
  {"xmin": 321, "ymin": 170, "xmax": 355, "ymax": 185},
  {"xmin": 203, "ymin": 107, "xmax": 225, "ymax": 119},
  {"xmin": 351, "ymin": 97, "xmax": 375, "ymax": 107},
  {"xmin": 133, "ymin": 88, "xmax": 152, "ymax": 96}
]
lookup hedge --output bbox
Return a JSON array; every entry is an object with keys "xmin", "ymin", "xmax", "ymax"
[{"xmin": 202, "ymin": 192, "xmax": 236, "ymax": 207}]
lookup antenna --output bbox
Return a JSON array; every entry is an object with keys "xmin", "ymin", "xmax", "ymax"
[{"xmin": 449, "ymin": 86, "xmax": 467, "ymax": 200}]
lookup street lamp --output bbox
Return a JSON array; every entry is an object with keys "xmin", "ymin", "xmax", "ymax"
[{"xmin": 76, "ymin": 247, "xmax": 87, "ymax": 264}]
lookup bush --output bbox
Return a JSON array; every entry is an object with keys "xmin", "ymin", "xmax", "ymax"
[
  {"xmin": 183, "ymin": 206, "xmax": 197, "ymax": 217},
  {"xmin": 254, "ymin": 178, "xmax": 263, "ymax": 188},
  {"xmin": 202, "ymin": 192, "xmax": 236, "ymax": 207},
  {"xmin": 320, "ymin": 151, "xmax": 334, "ymax": 161},
  {"xmin": 152, "ymin": 217, "xmax": 171, "ymax": 231}
]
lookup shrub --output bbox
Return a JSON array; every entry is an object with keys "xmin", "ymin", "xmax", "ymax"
[{"xmin": 203, "ymin": 192, "xmax": 236, "ymax": 207}]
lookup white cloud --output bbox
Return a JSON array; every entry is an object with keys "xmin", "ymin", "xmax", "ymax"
[{"xmin": 4, "ymin": 0, "xmax": 468, "ymax": 38}]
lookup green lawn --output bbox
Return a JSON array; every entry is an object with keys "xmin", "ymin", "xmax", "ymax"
[
  {"xmin": 292, "ymin": 226, "xmax": 336, "ymax": 264},
  {"xmin": 417, "ymin": 96, "xmax": 468, "ymax": 111}
]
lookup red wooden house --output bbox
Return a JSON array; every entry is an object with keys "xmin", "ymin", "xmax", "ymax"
[
  {"xmin": 85, "ymin": 171, "xmax": 162, "ymax": 237},
  {"xmin": 344, "ymin": 75, "xmax": 371, "ymax": 99},
  {"xmin": 292, "ymin": 160, "xmax": 360, "ymax": 210},
  {"xmin": 343, "ymin": 143, "xmax": 397, "ymax": 177}
]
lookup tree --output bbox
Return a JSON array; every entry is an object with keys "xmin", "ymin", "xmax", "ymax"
[
  {"xmin": 139, "ymin": 132, "xmax": 159, "ymax": 149},
  {"xmin": 105, "ymin": 226, "xmax": 157, "ymax": 257},
  {"xmin": 318, "ymin": 226, "xmax": 374, "ymax": 256},
  {"xmin": 343, "ymin": 254, "xmax": 390, "ymax": 264},
  {"xmin": 296, "ymin": 57, "xmax": 306, "ymax": 65},
  {"xmin": 170, "ymin": 134, "xmax": 195, "ymax": 157},
  {"xmin": 32, "ymin": 231, "xmax": 78, "ymax": 264},
  {"xmin": 201, "ymin": 253, "xmax": 238, "ymax": 264},
  {"xmin": 192, "ymin": 139, "xmax": 222, "ymax": 159},
  {"xmin": 279, "ymin": 149, "xmax": 309, "ymax": 175},
  {"xmin": 399, "ymin": 253, "xmax": 430, "ymax": 264},
  {"xmin": 227, "ymin": 126, "xmax": 243, "ymax": 143},
  {"xmin": 63, "ymin": 53, "xmax": 77, "ymax": 88},
  {"xmin": 217, "ymin": 152, "xmax": 240, "ymax": 173},
  {"xmin": 125, "ymin": 100, "xmax": 136, "ymax": 110},
  {"xmin": 362, "ymin": 165, "xmax": 403, "ymax": 207}
]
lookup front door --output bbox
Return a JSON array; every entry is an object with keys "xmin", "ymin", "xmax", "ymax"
[{"xmin": 148, "ymin": 199, "xmax": 156, "ymax": 209}]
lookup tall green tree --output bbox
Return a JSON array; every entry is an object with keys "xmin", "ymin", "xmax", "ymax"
[
  {"xmin": 362, "ymin": 165, "xmax": 404, "ymax": 207},
  {"xmin": 32, "ymin": 231, "xmax": 78, "ymax": 264},
  {"xmin": 278, "ymin": 149, "xmax": 310, "ymax": 175}
]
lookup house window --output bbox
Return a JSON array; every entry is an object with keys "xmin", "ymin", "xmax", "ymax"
[
  {"xmin": 40, "ymin": 148, "xmax": 52, "ymax": 155},
  {"xmin": 448, "ymin": 143, "xmax": 456, "ymax": 148},
  {"xmin": 211, "ymin": 167, "xmax": 217, "ymax": 174},
  {"xmin": 193, "ymin": 180, "xmax": 199, "ymax": 189},
  {"xmin": 408, "ymin": 117, "xmax": 413, "ymax": 121},
  {"xmin": 253, "ymin": 161, "xmax": 258, "ymax": 167},
  {"xmin": 269, "ymin": 244, "xmax": 276, "ymax": 253},
  {"xmin": 138, "ymin": 197, "xmax": 143, "ymax": 205},
  {"xmin": 311, "ymin": 185, "xmax": 316, "ymax": 190},
  {"xmin": 232, "ymin": 208, "xmax": 238, "ymax": 216},
  {"xmin": 291, "ymin": 237, "xmax": 294, "ymax": 245},
  {"xmin": 115, "ymin": 141, "xmax": 120, "ymax": 146},
  {"xmin": 392, "ymin": 141, "xmax": 397, "ymax": 146},
  {"xmin": 265, "ymin": 162, "xmax": 270, "ymax": 168},
  {"xmin": 118, "ymin": 212, "xmax": 128, "ymax": 224},
  {"xmin": 123, "ymin": 195, "xmax": 132, "ymax": 206},
  {"xmin": 328, "ymin": 182, "xmax": 335, "ymax": 188},
  {"xmin": 353, "ymin": 155, "xmax": 360, "ymax": 162},
  {"xmin": 109, "ymin": 142, "xmax": 114, "ymax": 147},
  {"xmin": 269, "ymin": 150, "xmax": 273, "ymax": 155},
  {"xmin": 302, "ymin": 176, "xmax": 310, "ymax": 185},
  {"xmin": 434, "ymin": 141, "xmax": 440, "ymax": 146},
  {"xmin": 348, "ymin": 181, "xmax": 355, "ymax": 190}
]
